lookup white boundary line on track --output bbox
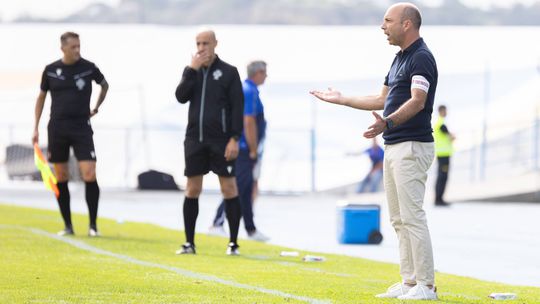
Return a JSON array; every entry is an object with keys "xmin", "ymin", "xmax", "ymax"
[{"xmin": 2, "ymin": 225, "xmax": 330, "ymax": 304}]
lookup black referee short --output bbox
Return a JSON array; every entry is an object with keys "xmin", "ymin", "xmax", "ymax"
[
  {"xmin": 184, "ymin": 138, "xmax": 236, "ymax": 177},
  {"xmin": 47, "ymin": 119, "xmax": 97, "ymax": 163}
]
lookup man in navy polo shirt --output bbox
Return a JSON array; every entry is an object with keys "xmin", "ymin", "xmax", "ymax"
[{"xmin": 311, "ymin": 2, "xmax": 438, "ymax": 300}]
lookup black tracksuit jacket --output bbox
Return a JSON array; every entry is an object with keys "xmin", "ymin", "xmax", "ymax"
[{"xmin": 175, "ymin": 56, "xmax": 244, "ymax": 142}]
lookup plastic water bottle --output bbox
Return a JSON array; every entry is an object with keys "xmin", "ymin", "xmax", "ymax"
[
  {"xmin": 280, "ymin": 251, "xmax": 299, "ymax": 257},
  {"xmin": 488, "ymin": 293, "xmax": 517, "ymax": 300},
  {"xmin": 302, "ymin": 255, "xmax": 326, "ymax": 262}
]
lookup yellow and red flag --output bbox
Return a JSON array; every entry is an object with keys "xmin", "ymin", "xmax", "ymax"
[{"xmin": 33, "ymin": 143, "xmax": 59, "ymax": 198}]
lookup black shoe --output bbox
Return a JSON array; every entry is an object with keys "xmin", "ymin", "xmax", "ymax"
[
  {"xmin": 226, "ymin": 242, "xmax": 240, "ymax": 256},
  {"xmin": 435, "ymin": 200, "xmax": 451, "ymax": 207},
  {"xmin": 176, "ymin": 242, "xmax": 196, "ymax": 255}
]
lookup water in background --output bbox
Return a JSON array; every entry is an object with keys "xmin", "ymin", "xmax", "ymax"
[{"xmin": 1, "ymin": 24, "xmax": 539, "ymax": 191}]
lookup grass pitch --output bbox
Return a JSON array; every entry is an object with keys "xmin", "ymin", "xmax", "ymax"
[{"xmin": 1, "ymin": 203, "xmax": 538, "ymax": 303}]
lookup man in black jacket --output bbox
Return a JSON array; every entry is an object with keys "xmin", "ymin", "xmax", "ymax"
[{"xmin": 175, "ymin": 29, "xmax": 244, "ymax": 255}]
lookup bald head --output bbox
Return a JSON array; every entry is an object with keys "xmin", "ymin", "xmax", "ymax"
[
  {"xmin": 196, "ymin": 29, "xmax": 217, "ymax": 42},
  {"xmin": 389, "ymin": 2, "xmax": 422, "ymax": 30},
  {"xmin": 382, "ymin": 2, "xmax": 422, "ymax": 49}
]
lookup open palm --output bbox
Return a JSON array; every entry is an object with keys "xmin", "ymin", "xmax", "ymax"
[{"xmin": 309, "ymin": 88, "xmax": 343, "ymax": 105}]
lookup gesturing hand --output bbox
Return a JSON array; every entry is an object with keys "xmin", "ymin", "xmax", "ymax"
[
  {"xmin": 309, "ymin": 87, "xmax": 343, "ymax": 105},
  {"xmin": 363, "ymin": 111, "xmax": 387, "ymax": 138}
]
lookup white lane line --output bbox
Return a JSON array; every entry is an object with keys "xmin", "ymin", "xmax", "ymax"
[{"xmin": 2, "ymin": 225, "xmax": 330, "ymax": 304}]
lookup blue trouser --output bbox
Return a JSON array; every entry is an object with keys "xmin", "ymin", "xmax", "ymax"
[
  {"xmin": 212, "ymin": 149, "xmax": 257, "ymax": 232},
  {"xmin": 357, "ymin": 169, "xmax": 383, "ymax": 193}
]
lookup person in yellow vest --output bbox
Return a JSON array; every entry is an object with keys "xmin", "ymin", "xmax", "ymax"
[{"xmin": 434, "ymin": 105, "xmax": 455, "ymax": 206}]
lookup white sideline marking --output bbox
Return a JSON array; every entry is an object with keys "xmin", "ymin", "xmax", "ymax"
[{"xmin": 3, "ymin": 225, "xmax": 330, "ymax": 304}]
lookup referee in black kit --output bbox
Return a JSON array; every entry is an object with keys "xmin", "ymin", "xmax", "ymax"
[
  {"xmin": 175, "ymin": 29, "xmax": 244, "ymax": 255},
  {"xmin": 32, "ymin": 32, "xmax": 109, "ymax": 237}
]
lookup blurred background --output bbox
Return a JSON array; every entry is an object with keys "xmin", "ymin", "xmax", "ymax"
[{"xmin": 1, "ymin": 0, "xmax": 539, "ymax": 199}]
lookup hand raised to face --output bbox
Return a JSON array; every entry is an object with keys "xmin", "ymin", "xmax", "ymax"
[{"xmin": 190, "ymin": 50, "xmax": 212, "ymax": 70}]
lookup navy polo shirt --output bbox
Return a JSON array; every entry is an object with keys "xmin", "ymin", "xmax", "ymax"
[{"xmin": 383, "ymin": 38, "xmax": 438, "ymax": 145}]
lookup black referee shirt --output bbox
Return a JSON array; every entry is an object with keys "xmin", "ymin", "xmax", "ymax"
[{"xmin": 40, "ymin": 58, "xmax": 105, "ymax": 120}]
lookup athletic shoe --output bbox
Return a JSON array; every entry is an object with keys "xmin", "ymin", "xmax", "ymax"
[
  {"xmin": 375, "ymin": 282, "xmax": 413, "ymax": 298},
  {"xmin": 57, "ymin": 227, "xmax": 74, "ymax": 236},
  {"xmin": 88, "ymin": 228, "xmax": 100, "ymax": 237},
  {"xmin": 398, "ymin": 284, "xmax": 438, "ymax": 300},
  {"xmin": 248, "ymin": 230, "xmax": 270, "ymax": 242},
  {"xmin": 226, "ymin": 242, "xmax": 240, "ymax": 256},
  {"xmin": 208, "ymin": 225, "xmax": 227, "ymax": 237},
  {"xmin": 435, "ymin": 200, "xmax": 451, "ymax": 207},
  {"xmin": 176, "ymin": 243, "xmax": 196, "ymax": 255}
]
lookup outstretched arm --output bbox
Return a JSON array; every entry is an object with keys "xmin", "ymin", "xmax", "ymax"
[{"xmin": 309, "ymin": 86, "xmax": 387, "ymax": 111}]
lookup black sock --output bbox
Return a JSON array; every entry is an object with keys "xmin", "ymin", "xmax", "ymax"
[
  {"xmin": 85, "ymin": 181, "xmax": 100, "ymax": 229},
  {"xmin": 56, "ymin": 181, "xmax": 72, "ymax": 229},
  {"xmin": 183, "ymin": 197, "xmax": 199, "ymax": 245},
  {"xmin": 225, "ymin": 196, "xmax": 241, "ymax": 244}
]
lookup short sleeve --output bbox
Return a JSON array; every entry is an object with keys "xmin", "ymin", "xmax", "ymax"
[
  {"xmin": 410, "ymin": 51, "xmax": 436, "ymax": 85},
  {"xmin": 40, "ymin": 68, "xmax": 49, "ymax": 92},
  {"xmin": 93, "ymin": 64, "xmax": 105, "ymax": 84},
  {"xmin": 384, "ymin": 72, "xmax": 389, "ymax": 86},
  {"xmin": 440, "ymin": 124, "xmax": 449, "ymax": 134},
  {"xmin": 243, "ymin": 86, "xmax": 256, "ymax": 116}
]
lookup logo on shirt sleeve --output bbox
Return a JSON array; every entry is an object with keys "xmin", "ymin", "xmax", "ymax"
[{"xmin": 56, "ymin": 68, "xmax": 62, "ymax": 76}]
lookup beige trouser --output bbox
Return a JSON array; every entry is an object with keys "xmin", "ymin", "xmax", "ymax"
[{"xmin": 384, "ymin": 141, "xmax": 435, "ymax": 286}]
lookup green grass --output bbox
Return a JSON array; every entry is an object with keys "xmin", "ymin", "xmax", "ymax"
[{"xmin": 1, "ymin": 204, "xmax": 538, "ymax": 303}]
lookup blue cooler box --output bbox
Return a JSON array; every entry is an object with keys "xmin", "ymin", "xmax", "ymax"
[{"xmin": 337, "ymin": 203, "xmax": 382, "ymax": 244}]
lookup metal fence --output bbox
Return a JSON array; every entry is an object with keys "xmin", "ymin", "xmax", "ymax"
[{"xmin": 2, "ymin": 113, "xmax": 539, "ymax": 193}]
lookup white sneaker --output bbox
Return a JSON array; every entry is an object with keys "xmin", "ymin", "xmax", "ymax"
[
  {"xmin": 248, "ymin": 230, "xmax": 270, "ymax": 242},
  {"xmin": 398, "ymin": 284, "xmax": 438, "ymax": 300},
  {"xmin": 208, "ymin": 225, "xmax": 227, "ymax": 237},
  {"xmin": 375, "ymin": 282, "xmax": 413, "ymax": 298},
  {"xmin": 88, "ymin": 228, "xmax": 100, "ymax": 237},
  {"xmin": 226, "ymin": 242, "xmax": 240, "ymax": 256}
]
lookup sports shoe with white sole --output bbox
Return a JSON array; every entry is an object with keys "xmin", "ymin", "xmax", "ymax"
[
  {"xmin": 247, "ymin": 230, "xmax": 270, "ymax": 242},
  {"xmin": 88, "ymin": 228, "xmax": 100, "ymax": 237},
  {"xmin": 226, "ymin": 242, "xmax": 240, "ymax": 256},
  {"xmin": 375, "ymin": 282, "xmax": 413, "ymax": 298},
  {"xmin": 57, "ymin": 227, "xmax": 74, "ymax": 236},
  {"xmin": 176, "ymin": 243, "xmax": 196, "ymax": 255},
  {"xmin": 208, "ymin": 225, "xmax": 227, "ymax": 237},
  {"xmin": 398, "ymin": 284, "xmax": 438, "ymax": 300}
]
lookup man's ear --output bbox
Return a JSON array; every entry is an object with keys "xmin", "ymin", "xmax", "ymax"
[{"xmin": 403, "ymin": 19, "xmax": 412, "ymax": 31}]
